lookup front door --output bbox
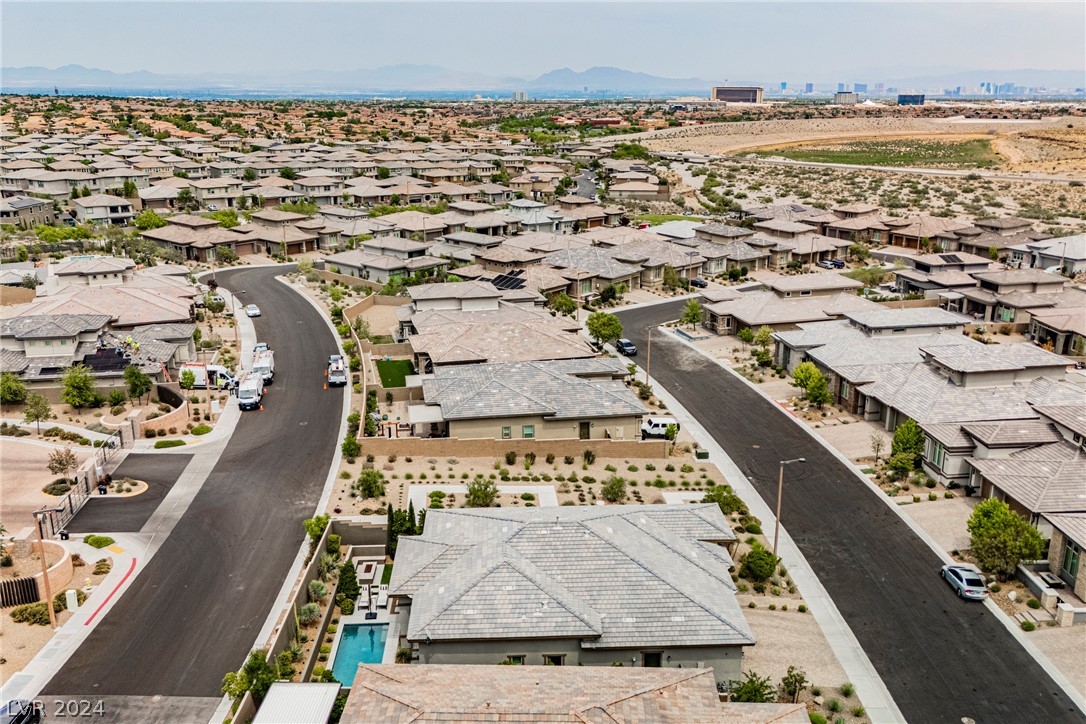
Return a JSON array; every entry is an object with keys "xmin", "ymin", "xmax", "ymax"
[
  {"xmin": 579, "ymin": 421, "xmax": 591, "ymax": 440},
  {"xmin": 642, "ymin": 652, "xmax": 662, "ymax": 667}
]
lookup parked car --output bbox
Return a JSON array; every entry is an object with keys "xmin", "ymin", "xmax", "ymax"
[
  {"xmin": 690, "ymin": 277, "xmax": 709, "ymax": 288},
  {"xmin": 615, "ymin": 338, "xmax": 637, "ymax": 356},
  {"xmin": 816, "ymin": 260, "xmax": 837, "ymax": 270},
  {"xmin": 830, "ymin": 259, "xmax": 846, "ymax": 268},
  {"xmin": 245, "ymin": 304, "xmax": 261, "ymax": 317},
  {"xmin": 2, "ymin": 700, "xmax": 40, "ymax": 724},
  {"xmin": 641, "ymin": 416, "xmax": 680, "ymax": 439},
  {"xmin": 940, "ymin": 564, "xmax": 988, "ymax": 600},
  {"xmin": 209, "ymin": 294, "xmax": 226, "ymax": 306}
]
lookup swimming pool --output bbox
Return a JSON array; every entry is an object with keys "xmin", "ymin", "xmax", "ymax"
[{"xmin": 331, "ymin": 623, "xmax": 389, "ymax": 686}]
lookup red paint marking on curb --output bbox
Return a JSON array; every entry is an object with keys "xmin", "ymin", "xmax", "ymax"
[
  {"xmin": 85, "ymin": 557, "xmax": 137, "ymax": 626},
  {"xmin": 776, "ymin": 400, "xmax": 798, "ymax": 418}
]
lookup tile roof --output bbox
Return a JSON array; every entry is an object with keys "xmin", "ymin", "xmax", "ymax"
[
  {"xmin": 960, "ymin": 419, "xmax": 1062, "ymax": 447},
  {"xmin": 967, "ymin": 442, "xmax": 1086, "ymax": 514},
  {"xmin": 1043, "ymin": 513, "xmax": 1086, "ymax": 549},
  {"xmin": 1033, "ymin": 405, "xmax": 1086, "ymax": 438},
  {"xmin": 762, "ymin": 274, "xmax": 863, "ymax": 294},
  {"xmin": 391, "ymin": 504, "xmax": 752, "ymax": 649},
  {"xmin": 342, "ymin": 665, "xmax": 808, "ymax": 723},
  {"xmin": 706, "ymin": 291, "xmax": 881, "ymax": 327},
  {"xmin": 0, "ymin": 313, "xmax": 111, "ymax": 339}
]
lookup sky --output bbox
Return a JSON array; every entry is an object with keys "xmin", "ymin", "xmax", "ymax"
[{"xmin": 2, "ymin": 1, "xmax": 1084, "ymax": 81}]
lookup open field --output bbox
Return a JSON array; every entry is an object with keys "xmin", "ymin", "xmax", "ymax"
[{"xmin": 751, "ymin": 137, "xmax": 1003, "ymax": 169}]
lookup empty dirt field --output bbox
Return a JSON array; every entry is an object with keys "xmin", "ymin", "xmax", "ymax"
[{"xmin": 630, "ymin": 116, "xmax": 1086, "ymax": 177}]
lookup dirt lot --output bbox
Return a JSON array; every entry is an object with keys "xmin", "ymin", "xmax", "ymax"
[{"xmin": 0, "ymin": 439, "xmax": 93, "ymax": 533}]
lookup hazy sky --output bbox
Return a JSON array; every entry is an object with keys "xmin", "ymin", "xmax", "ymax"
[{"xmin": 3, "ymin": 2, "xmax": 1084, "ymax": 80}]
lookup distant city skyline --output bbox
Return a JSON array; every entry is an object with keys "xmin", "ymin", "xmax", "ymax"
[{"xmin": 3, "ymin": 2, "xmax": 1084, "ymax": 82}]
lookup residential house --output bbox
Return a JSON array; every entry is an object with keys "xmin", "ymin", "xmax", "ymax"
[
  {"xmin": 46, "ymin": 256, "xmax": 136, "ymax": 289},
  {"xmin": 0, "ymin": 196, "xmax": 55, "ymax": 228},
  {"xmin": 1010, "ymin": 234, "xmax": 1086, "ymax": 275},
  {"xmin": 340, "ymin": 665, "xmax": 806, "ymax": 724},
  {"xmin": 72, "ymin": 194, "xmax": 134, "ymax": 226},
  {"xmin": 187, "ymin": 177, "xmax": 243, "ymax": 209},
  {"xmin": 702, "ymin": 285, "xmax": 880, "ymax": 335},
  {"xmin": 881, "ymin": 215, "xmax": 973, "ymax": 251},
  {"xmin": 949, "ymin": 269, "xmax": 1070, "ymax": 324},
  {"xmin": 543, "ymin": 246, "xmax": 644, "ymax": 299},
  {"xmin": 388, "ymin": 504, "xmax": 753, "ymax": 682},
  {"xmin": 142, "ymin": 214, "xmax": 246, "ymax": 262},
  {"xmin": 1044, "ymin": 513, "xmax": 1086, "ymax": 602},
  {"xmin": 1029, "ymin": 305, "xmax": 1086, "ymax": 357},
  {"xmin": 323, "ymin": 248, "xmax": 446, "ymax": 284}
]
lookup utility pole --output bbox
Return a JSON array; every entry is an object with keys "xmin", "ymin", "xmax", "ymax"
[
  {"xmin": 33, "ymin": 508, "xmax": 63, "ymax": 629},
  {"xmin": 645, "ymin": 326, "xmax": 652, "ymax": 386},
  {"xmin": 772, "ymin": 458, "xmax": 806, "ymax": 558}
]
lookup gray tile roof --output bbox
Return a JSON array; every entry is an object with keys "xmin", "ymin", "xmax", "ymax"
[
  {"xmin": 0, "ymin": 313, "xmax": 112, "ymax": 339},
  {"xmin": 420, "ymin": 359, "xmax": 644, "ymax": 421},
  {"xmin": 544, "ymin": 246, "xmax": 643, "ymax": 281},
  {"xmin": 843, "ymin": 307, "xmax": 970, "ymax": 330},
  {"xmin": 390, "ymin": 505, "xmax": 752, "ymax": 650},
  {"xmin": 1043, "ymin": 513, "xmax": 1086, "ymax": 549},
  {"xmin": 967, "ymin": 442, "xmax": 1086, "ymax": 514},
  {"xmin": 1033, "ymin": 405, "xmax": 1086, "ymax": 438},
  {"xmin": 960, "ymin": 420, "xmax": 1062, "ymax": 448}
]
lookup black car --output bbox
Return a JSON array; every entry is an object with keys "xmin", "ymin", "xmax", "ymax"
[
  {"xmin": 690, "ymin": 278, "xmax": 708, "ymax": 288},
  {"xmin": 2, "ymin": 700, "xmax": 40, "ymax": 724},
  {"xmin": 615, "ymin": 338, "xmax": 637, "ymax": 356}
]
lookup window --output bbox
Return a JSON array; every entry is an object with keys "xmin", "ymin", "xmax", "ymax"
[
  {"xmin": 931, "ymin": 441, "xmax": 946, "ymax": 469},
  {"xmin": 580, "ymin": 280, "xmax": 591, "ymax": 295},
  {"xmin": 501, "ymin": 426, "xmax": 511, "ymax": 440},
  {"xmin": 642, "ymin": 652, "xmax": 663, "ymax": 667},
  {"xmin": 505, "ymin": 655, "xmax": 525, "ymax": 665},
  {"xmin": 800, "ymin": 290, "xmax": 811, "ymax": 297},
  {"xmin": 1062, "ymin": 540, "xmax": 1081, "ymax": 581},
  {"xmin": 543, "ymin": 654, "xmax": 565, "ymax": 666},
  {"xmin": 522, "ymin": 425, "xmax": 535, "ymax": 439}
]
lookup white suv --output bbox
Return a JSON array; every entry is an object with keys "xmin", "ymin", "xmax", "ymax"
[{"xmin": 641, "ymin": 417, "xmax": 679, "ymax": 439}]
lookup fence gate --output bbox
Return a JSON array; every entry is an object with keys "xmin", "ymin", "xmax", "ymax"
[{"xmin": 0, "ymin": 576, "xmax": 40, "ymax": 608}]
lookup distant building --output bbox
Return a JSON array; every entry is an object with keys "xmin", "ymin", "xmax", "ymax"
[
  {"xmin": 854, "ymin": 83, "xmax": 868, "ymax": 93},
  {"xmin": 512, "ymin": 90, "xmax": 528, "ymax": 102},
  {"xmin": 804, "ymin": 82, "xmax": 814, "ymax": 93},
  {"xmin": 710, "ymin": 86, "xmax": 763, "ymax": 103},
  {"xmin": 833, "ymin": 91, "xmax": 859, "ymax": 105},
  {"xmin": 779, "ymin": 82, "xmax": 787, "ymax": 91},
  {"xmin": 898, "ymin": 94, "xmax": 926, "ymax": 106},
  {"xmin": 875, "ymin": 82, "xmax": 885, "ymax": 94},
  {"xmin": 837, "ymin": 82, "xmax": 847, "ymax": 92}
]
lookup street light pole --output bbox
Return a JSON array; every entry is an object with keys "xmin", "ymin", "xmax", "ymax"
[
  {"xmin": 33, "ymin": 508, "xmax": 64, "ymax": 629},
  {"xmin": 772, "ymin": 458, "xmax": 806, "ymax": 558},
  {"xmin": 646, "ymin": 326, "xmax": 652, "ymax": 386}
]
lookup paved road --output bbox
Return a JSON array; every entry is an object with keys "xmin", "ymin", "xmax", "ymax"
[
  {"xmin": 573, "ymin": 170, "xmax": 598, "ymax": 199},
  {"xmin": 65, "ymin": 454, "xmax": 192, "ymax": 534},
  {"xmin": 617, "ymin": 301, "xmax": 1082, "ymax": 724},
  {"xmin": 45, "ymin": 267, "xmax": 343, "ymax": 720}
]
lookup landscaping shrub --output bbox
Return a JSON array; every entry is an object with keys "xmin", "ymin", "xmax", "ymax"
[
  {"xmin": 740, "ymin": 544, "xmax": 777, "ymax": 582},
  {"xmin": 504, "ymin": 450, "xmax": 517, "ymax": 465},
  {"xmin": 154, "ymin": 439, "xmax": 185, "ymax": 448},
  {"xmin": 810, "ymin": 713, "xmax": 827, "ymax": 724},
  {"xmin": 326, "ymin": 533, "xmax": 341, "ymax": 554},
  {"xmin": 10, "ymin": 602, "xmax": 51, "ymax": 625},
  {"xmin": 190, "ymin": 424, "xmax": 212, "ymax": 436},
  {"xmin": 105, "ymin": 389, "xmax": 127, "ymax": 405},
  {"xmin": 84, "ymin": 535, "xmax": 115, "ymax": 549},
  {"xmin": 1027, "ymin": 598, "xmax": 1041, "ymax": 610},
  {"xmin": 582, "ymin": 450, "xmax": 596, "ymax": 465},
  {"xmin": 1021, "ymin": 620, "xmax": 1036, "ymax": 632},
  {"xmin": 601, "ymin": 476, "xmax": 627, "ymax": 503},
  {"xmin": 53, "ymin": 588, "xmax": 88, "ymax": 612},
  {"xmin": 308, "ymin": 580, "xmax": 329, "ymax": 602},
  {"xmin": 839, "ymin": 682, "xmax": 855, "ymax": 697},
  {"xmin": 851, "ymin": 706, "xmax": 865, "ymax": 718},
  {"xmin": 298, "ymin": 603, "xmax": 321, "ymax": 624},
  {"xmin": 827, "ymin": 699, "xmax": 842, "ymax": 713},
  {"xmin": 563, "ymin": 455, "xmax": 575, "ymax": 465},
  {"xmin": 93, "ymin": 559, "xmax": 112, "ymax": 575},
  {"xmin": 798, "ymin": 604, "xmax": 808, "ymax": 613},
  {"xmin": 42, "ymin": 481, "xmax": 72, "ymax": 496}
]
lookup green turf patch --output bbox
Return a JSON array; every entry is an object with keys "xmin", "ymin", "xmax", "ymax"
[
  {"xmin": 381, "ymin": 564, "xmax": 394, "ymax": 585},
  {"xmin": 752, "ymin": 138, "xmax": 1001, "ymax": 169},
  {"xmin": 375, "ymin": 359, "xmax": 415, "ymax": 388}
]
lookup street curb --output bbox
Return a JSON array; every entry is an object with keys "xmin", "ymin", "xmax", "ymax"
[{"xmin": 657, "ymin": 324, "xmax": 1086, "ymax": 717}]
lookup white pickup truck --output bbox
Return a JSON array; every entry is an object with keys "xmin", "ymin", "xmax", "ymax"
[{"xmin": 327, "ymin": 354, "xmax": 348, "ymax": 386}]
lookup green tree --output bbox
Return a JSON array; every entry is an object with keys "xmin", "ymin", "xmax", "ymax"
[
  {"xmin": 134, "ymin": 209, "xmax": 167, "ymax": 230},
  {"xmin": 790, "ymin": 361, "xmax": 820, "ymax": 392},
  {"xmin": 124, "ymin": 365, "xmax": 153, "ymax": 405},
  {"xmin": 355, "ymin": 468, "xmax": 386, "ymax": 499},
  {"xmin": 586, "ymin": 311, "xmax": 623, "ymax": 346},
  {"xmin": 548, "ymin": 292, "xmax": 577, "ymax": 316},
  {"xmin": 600, "ymin": 475, "xmax": 627, "ymax": 503},
  {"xmin": 15, "ymin": 245, "xmax": 29, "ymax": 262},
  {"xmin": 753, "ymin": 325, "xmax": 774, "ymax": 349},
  {"xmin": 221, "ymin": 650, "xmax": 277, "ymax": 704},
  {"xmin": 702, "ymin": 484, "xmax": 748, "ymax": 516},
  {"xmin": 781, "ymin": 665, "xmax": 808, "ymax": 704},
  {"xmin": 849, "ymin": 243, "xmax": 871, "ymax": 261},
  {"xmin": 279, "ymin": 166, "xmax": 298, "ymax": 180},
  {"xmin": 0, "ymin": 371, "xmax": 27, "ymax": 404},
  {"xmin": 886, "ymin": 451, "xmax": 914, "ymax": 479},
  {"xmin": 176, "ymin": 188, "xmax": 196, "ymax": 211},
  {"xmin": 303, "ymin": 514, "xmax": 330, "ymax": 546},
  {"xmin": 728, "ymin": 670, "xmax": 776, "ymax": 703},
  {"xmin": 376, "ymin": 166, "xmax": 391, "ymax": 180},
  {"xmin": 967, "ymin": 499, "xmax": 1046, "ymax": 579},
  {"xmin": 179, "ymin": 368, "xmax": 196, "ymax": 393},
  {"xmin": 216, "ymin": 246, "xmax": 238, "ymax": 265},
  {"xmin": 679, "ymin": 298, "xmax": 702, "ymax": 330},
  {"xmin": 662, "ymin": 265, "xmax": 682, "ymax": 290},
  {"xmin": 870, "ymin": 431, "xmax": 887, "ymax": 465},
  {"xmin": 739, "ymin": 544, "xmax": 777, "ymax": 582},
  {"xmin": 47, "ymin": 446, "xmax": 79, "ymax": 481},
  {"xmin": 737, "ymin": 327, "xmax": 755, "ymax": 345},
  {"xmin": 242, "ymin": 168, "xmax": 257, "ymax": 182},
  {"xmin": 890, "ymin": 419, "xmax": 925, "ymax": 469},
  {"xmin": 60, "ymin": 364, "xmax": 98, "ymax": 409},
  {"xmin": 466, "ymin": 477, "xmax": 499, "ymax": 507},
  {"xmin": 805, "ymin": 373, "xmax": 832, "ymax": 408},
  {"xmin": 337, "ymin": 559, "xmax": 360, "ymax": 602},
  {"xmin": 23, "ymin": 391, "xmax": 54, "ymax": 433}
]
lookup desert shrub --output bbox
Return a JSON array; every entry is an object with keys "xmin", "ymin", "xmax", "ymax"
[
  {"xmin": 308, "ymin": 580, "xmax": 329, "ymax": 601},
  {"xmin": 53, "ymin": 588, "xmax": 88, "ymax": 612},
  {"xmin": 1021, "ymin": 620, "xmax": 1036, "ymax": 632},
  {"xmin": 84, "ymin": 535, "xmax": 115, "ymax": 549},
  {"xmin": 93, "ymin": 559, "xmax": 112, "ymax": 575},
  {"xmin": 43, "ymin": 481, "xmax": 72, "ymax": 495},
  {"xmin": 839, "ymin": 682, "xmax": 855, "ymax": 697},
  {"xmin": 1027, "ymin": 598, "xmax": 1041, "ymax": 610},
  {"xmin": 154, "ymin": 439, "xmax": 186, "ymax": 448},
  {"xmin": 191, "ymin": 424, "xmax": 212, "ymax": 435},
  {"xmin": 298, "ymin": 603, "xmax": 321, "ymax": 624},
  {"xmin": 739, "ymin": 544, "xmax": 777, "ymax": 582},
  {"xmin": 10, "ymin": 602, "xmax": 51, "ymax": 625}
]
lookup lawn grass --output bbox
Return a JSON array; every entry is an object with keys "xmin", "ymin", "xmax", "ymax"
[
  {"xmin": 631, "ymin": 214, "xmax": 709, "ymax": 225},
  {"xmin": 375, "ymin": 359, "xmax": 414, "ymax": 388},
  {"xmin": 753, "ymin": 138, "xmax": 1001, "ymax": 169},
  {"xmin": 381, "ymin": 564, "xmax": 394, "ymax": 585}
]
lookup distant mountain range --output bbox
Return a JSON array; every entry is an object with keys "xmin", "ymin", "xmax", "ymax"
[{"xmin": 1, "ymin": 64, "xmax": 1081, "ymax": 96}]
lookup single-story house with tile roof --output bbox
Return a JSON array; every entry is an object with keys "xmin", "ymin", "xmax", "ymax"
[
  {"xmin": 340, "ymin": 665, "xmax": 806, "ymax": 723},
  {"xmin": 389, "ymin": 504, "xmax": 752, "ymax": 681},
  {"xmin": 322, "ymin": 248, "xmax": 447, "ymax": 284},
  {"xmin": 1043, "ymin": 513, "xmax": 1086, "ymax": 602}
]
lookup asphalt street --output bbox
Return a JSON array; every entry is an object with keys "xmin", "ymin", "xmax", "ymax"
[
  {"xmin": 617, "ymin": 301, "xmax": 1082, "ymax": 724},
  {"xmin": 65, "ymin": 453, "xmax": 192, "ymax": 534},
  {"xmin": 45, "ymin": 267, "xmax": 343, "ymax": 716}
]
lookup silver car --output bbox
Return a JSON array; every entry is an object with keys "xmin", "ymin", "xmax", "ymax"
[{"xmin": 941, "ymin": 564, "xmax": 988, "ymax": 601}]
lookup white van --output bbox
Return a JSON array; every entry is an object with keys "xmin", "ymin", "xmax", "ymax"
[
  {"xmin": 252, "ymin": 349, "xmax": 275, "ymax": 383},
  {"xmin": 641, "ymin": 416, "xmax": 679, "ymax": 440},
  {"xmin": 236, "ymin": 375, "xmax": 263, "ymax": 411}
]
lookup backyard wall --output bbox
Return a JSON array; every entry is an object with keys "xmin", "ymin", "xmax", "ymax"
[
  {"xmin": 358, "ymin": 437, "xmax": 669, "ymax": 459},
  {"xmin": 317, "ymin": 269, "xmax": 383, "ymax": 292},
  {"xmin": 342, "ymin": 293, "xmax": 408, "ymax": 323},
  {"xmin": 139, "ymin": 400, "xmax": 191, "ymax": 435}
]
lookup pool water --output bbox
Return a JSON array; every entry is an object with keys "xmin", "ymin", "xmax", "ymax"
[{"xmin": 331, "ymin": 623, "xmax": 389, "ymax": 686}]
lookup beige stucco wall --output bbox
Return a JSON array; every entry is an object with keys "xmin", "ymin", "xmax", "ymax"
[{"xmin": 448, "ymin": 414, "xmax": 641, "ymax": 441}]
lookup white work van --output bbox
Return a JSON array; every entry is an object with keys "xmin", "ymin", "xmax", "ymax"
[
  {"xmin": 236, "ymin": 375, "xmax": 263, "ymax": 411},
  {"xmin": 179, "ymin": 363, "xmax": 237, "ymax": 390},
  {"xmin": 252, "ymin": 349, "xmax": 275, "ymax": 383}
]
